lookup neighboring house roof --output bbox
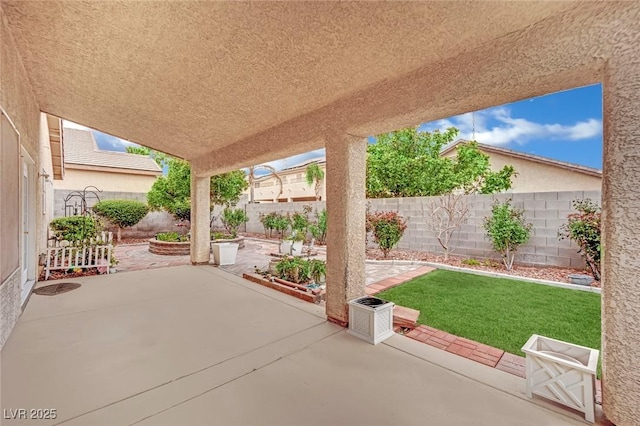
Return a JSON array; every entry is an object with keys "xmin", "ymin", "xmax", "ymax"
[
  {"xmin": 63, "ymin": 128, "xmax": 162, "ymax": 174},
  {"xmin": 280, "ymin": 156, "xmax": 326, "ymax": 172},
  {"xmin": 440, "ymin": 139, "xmax": 602, "ymax": 178},
  {"xmin": 255, "ymin": 157, "xmax": 326, "ymax": 182}
]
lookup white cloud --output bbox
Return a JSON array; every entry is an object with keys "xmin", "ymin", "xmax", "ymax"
[{"xmin": 420, "ymin": 107, "xmax": 601, "ymax": 146}]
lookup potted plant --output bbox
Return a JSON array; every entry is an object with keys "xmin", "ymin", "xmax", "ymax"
[
  {"xmin": 109, "ymin": 252, "xmax": 118, "ymax": 274},
  {"xmin": 309, "ymin": 259, "xmax": 326, "ymax": 285},
  {"xmin": 288, "ymin": 231, "xmax": 306, "ymax": 256},
  {"xmin": 348, "ymin": 296, "xmax": 395, "ymax": 345},
  {"xmin": 220, "ymin": 207, "xmax": 248, "ymax": 238}
]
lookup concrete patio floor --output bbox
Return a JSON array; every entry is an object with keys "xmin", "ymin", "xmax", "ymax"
[{"xmin": 1, "ymin": 266, "xmax": 587, "ymax": 425}]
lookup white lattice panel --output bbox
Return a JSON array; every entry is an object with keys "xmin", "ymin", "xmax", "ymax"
[
  {"xmin": 348, "ymin": 297, "xmax": 395, "ymax": 345},
  {"xmin": 522, "ymin": 334, "xmax": 598, "ymax": 423}
]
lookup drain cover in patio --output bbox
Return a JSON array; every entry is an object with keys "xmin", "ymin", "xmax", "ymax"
[{"xmin": 33, "ymin": 283, "xmax": 81, "ymax": 296}]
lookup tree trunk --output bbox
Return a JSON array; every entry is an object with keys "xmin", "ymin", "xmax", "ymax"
[{"xmin": 117, "ymin": 227, "xmax": 122, "ymax": 243}]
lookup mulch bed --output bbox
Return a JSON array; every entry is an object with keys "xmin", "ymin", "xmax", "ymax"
[
  {"xmin": 365, "ymin": 248, "xmax": 599, "ymax": 287},
  {"xmin": 39, "ymin": 268, "xmax": 101, "ymax": 281}
]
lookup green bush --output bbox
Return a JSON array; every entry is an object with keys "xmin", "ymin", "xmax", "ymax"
[
  {"xmin": 367, "ymin": 210, "xmax": 408, "ymax": 258},
  {"xmin": 156, "ymin": 232, "xmax": 188, "ymax": 242},
  {"xmin": 94, "ymin": 199, "xmax": 149, "ymax": 242},
  {"xmin": 291, "ymin": 211, "xmax": 309, "ymax": 234},
  {"xmin": 309, "ymin": 209, "xmax": 327, "ymax": 244},
  {"xmin": 272, "ymin": 213, "xmax": 291, "ymax": 238},
  {"xmin": 462, "ymin": 258, "xmax": 481, "ymax": 266},
  {"xmin": 49, "ymin": 216, "xmax": 99, "ymax": 242},
  {"xmin": 275, "ymin": 257, "xmax": 326, "ymax": 284},
  {"xmin": 483, "ymin": 200, "xmax": 532, "ymax": 271},
  {"xmin": 559, "ymin": 199, "xmax": 601, "ymax": 280},
  {"xmin": 221, "ymin": 207, "xmax": 249, "ymax": 238},
  {"xmin": 260, "ymin": 212, "xmax": 280, "ymax": 238}
]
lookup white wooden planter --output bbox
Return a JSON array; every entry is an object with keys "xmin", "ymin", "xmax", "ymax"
[
  {"xmin": 280, "ymin": 240, "xmax": 292, "ymax": 255},
  {"xmin": 522, "ymin": 334, "xmax": 599, "ymax": 423},
  {"xmin": 348, "ymin": 296, "xmax": 395, "ymax": 345},
  {"xmin": 291, "ymin": 241, "xmax": 304, "ymax": 256},
  {"xmin": 211, "ymin": 242, "xmax": 239, "ymax": 265}
]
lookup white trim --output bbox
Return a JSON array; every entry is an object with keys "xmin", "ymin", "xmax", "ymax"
[{"xmin": 21, "ymin": 279, "xmax": 36, "ymax": 307}]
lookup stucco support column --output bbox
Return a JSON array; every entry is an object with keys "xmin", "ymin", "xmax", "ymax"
[
  {"xmin": 601, "ymin": 46, "xmax": 640, "ymax": 425},
  {"xmin": 190, "ymin": 168, "xmax": 210, "ymax": 265},
  {"xmin": 325, "ymin": 131, "xmax": 367, "ymax": 326}
]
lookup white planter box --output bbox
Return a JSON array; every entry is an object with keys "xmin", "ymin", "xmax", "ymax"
[
  {"xmin": 522, "ymin": 334, "xmax": 599, "ymax": 423},
  {"xmin": 291, "ymin": 241, "xmax": 304, "ymax": 256},
  {"xmin": 211, "ymin": 242, "xmax": 239, "ymax": 265},
  {"xmin": 280, "ymin": 240, "xmax": 292, "ymax": 255},
  {"xmin": 348, "ymin": 296, "xmax": 395, "ymax": 345}
]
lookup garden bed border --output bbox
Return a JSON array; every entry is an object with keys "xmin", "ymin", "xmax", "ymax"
[{"xmin": 365, "ymin": 260, "xmax": 601, "ymax": 294}]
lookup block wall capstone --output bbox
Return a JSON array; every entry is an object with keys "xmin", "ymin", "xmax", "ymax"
[{"xmin": 243, "ymin": 191, "xmax": 601, "ymax": 269}]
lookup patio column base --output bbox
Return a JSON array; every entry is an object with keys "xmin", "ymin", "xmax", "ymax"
[
  {"xmin": 325, "ymin": 130, "xmax": 367, "ymax": 325},
  {"xmin": 601, "ymin": 46, "xmax": 640, "ymax": 426},
  {"xmin": 327, "ymin": 316, "xmax": 348, "ymax": 328},
  {"xmin": 190, "ymin": 167, "xmax": 211, "ymax": 265}
]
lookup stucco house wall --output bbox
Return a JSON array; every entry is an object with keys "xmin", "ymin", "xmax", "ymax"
[
  {"xmin": 441, "ymin": 142, "xmax": 602, "ymax": 193},
  {"xmin": 0, "ymin": 8, "xmax": 43, "ymax": 348},
  {"xmin": 53, "ymin": 168, "xmax": 158, "ymax": 193},
  {"xmin": 250, "ymin": 161, "xmax": 327, "ymax": 203}
]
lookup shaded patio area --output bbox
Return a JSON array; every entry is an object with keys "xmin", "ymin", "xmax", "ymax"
[{"xmin": 2, "ymin": 266, "xmax": 587, "ymax": 425}]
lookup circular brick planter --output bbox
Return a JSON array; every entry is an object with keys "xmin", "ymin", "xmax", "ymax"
[{"xmin": 148, "ymin": 239, "xmax": 190, "ymax": 255}]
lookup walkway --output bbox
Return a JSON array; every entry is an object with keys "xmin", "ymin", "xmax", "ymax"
[
  {"xmin": 2, "ymin": 266, "xmax": 586, "ymax": 425},
  {"xmin": 114, "ymin": 240, "xmax": 424, "ymax": 286}
]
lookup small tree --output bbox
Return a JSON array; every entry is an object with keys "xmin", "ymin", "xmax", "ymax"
[
  {"xmin": 367, "ymin": 210, "xmax": 408, "ymax": 258},
  {"xmin": 221, "ymin": 207, "xmax": 249, "ymax": 238},
  {"xmin": 559, "ymin": 199, "xmax": 601, "ymax": 280},
  {"xmin": 260, "ymin": 212, "xmax": 278, "ymax": 238},
  {"xmin": 272, "ymin": 213, "xmax": 292, "ymax": 239},
  {"xmin": 483, "ymin": 200, "xmax": 532, "ymax": 271},
  {"xmin": 93, "ymin": 200, "xmax": 149, "ymax": 242},
  {"xmin": 305, "ymin": 163, "xmax": 325, "ymax": 201},
  {"xmin": 309, "ymin": 208, "xmax": 327, "ymax": 244},
  {"xmin": 424, "ymin": 193, "xmax": 471, "ymax": 260},
  {"xmin": 49, "ymin": 216, "xmax": 99, "ymax": 242}
]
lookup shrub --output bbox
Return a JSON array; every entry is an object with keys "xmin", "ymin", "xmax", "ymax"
[
  {"xmin": 275, "ymin": 257, "xmax": 326, "ymax": 284},
  {"xmin": 462, "ymin": 258, "xmax": 481, "ymax": 266},
  {"xmin": 483, "ymin": 200, "xmax": 532, "ymax": 271},
  {"xmin": 221, "ymin": 207, "xmax": 249, "ymax": 237},
  {"xmin": 291, "ymin": 211, "xmax": 309, "ymax": 234},
  {"xmin": 559, "ymin": 199, "xmax": 601, "ymax": 280},
  {"xmin": 94, "ymin": 200, "xmax": 149, "ymax": 242},
  {"xmin": 259, "ymin": 212, "xmax": 278, "ymax": 238},
  {"xmin": 272, "ymin": 213, "xmax": 291, "ymax": 238},
  {"xmin": 156, "ymin": 232, "xmax": 188, "ymax": 242},
  {"xmin": 367, "ymin": 210, "xmax": 408, "ymax": 258},
  {"xmin": 49, "ymin": 216, "xmax": 98, "ymax": 242}
]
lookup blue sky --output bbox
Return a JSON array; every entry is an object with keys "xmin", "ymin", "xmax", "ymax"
[{"xmin": 64, "ymin": 83, "xmax": 603, "ymax": 172}]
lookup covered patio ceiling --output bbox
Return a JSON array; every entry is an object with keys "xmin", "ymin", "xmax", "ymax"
[{"xmin": 0, "ymin": 1, "xmax": 613, "ymax": 175}]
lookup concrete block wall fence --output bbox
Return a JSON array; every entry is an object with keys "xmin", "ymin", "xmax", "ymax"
[
  {"xmin": 53, "ymin": 190, "xmax": 179, "ymax": 239},
  {"xmin": 242, "ymin": 191, "xmax": 601, "ymax": 269}
]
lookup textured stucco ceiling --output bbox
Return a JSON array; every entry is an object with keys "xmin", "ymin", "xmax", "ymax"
[{"xmin": 0, "ymin": 1, "xmax": 634, "ymax": 174}]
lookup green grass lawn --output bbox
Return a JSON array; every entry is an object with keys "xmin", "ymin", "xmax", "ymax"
[{"xmin": 378, "ymin": 269, "xmax": 601, "ymax": 374}]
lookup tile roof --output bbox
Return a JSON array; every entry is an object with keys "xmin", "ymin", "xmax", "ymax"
[
  {"xmin": 63, "ymin": 129, "xmax": 162, "ymax": 173},
  {"xmin": 441, "ymin": 139, "xmax": 602, "ymax": 177}
]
